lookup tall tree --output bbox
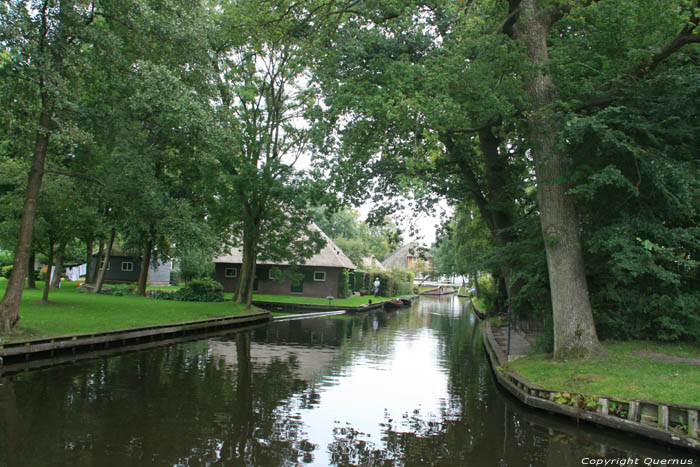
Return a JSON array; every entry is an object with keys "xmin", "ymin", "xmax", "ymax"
[
  {"xmin": 0, "ymin": 0, "xmax": 101, "ymax": 331},
  {"xmin": 210, "ymin": 0, "xmax": 329, "ymax": 306}
]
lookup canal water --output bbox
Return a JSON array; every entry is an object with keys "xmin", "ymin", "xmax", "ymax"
[{"xmin": 0, "ymin": 297, "xmax": 697, "ymax": 466}]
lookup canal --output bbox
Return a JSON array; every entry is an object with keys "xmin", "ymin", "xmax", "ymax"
[{"xmin": 0, "ymin": 297, "xmax": 697, "ymax": 466}]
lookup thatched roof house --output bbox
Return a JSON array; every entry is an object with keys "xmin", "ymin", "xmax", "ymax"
[
  {"xmin": 359, "ymin": 255, "xmax": 386, "ymax": 271},
  {"xmin": 213, "ymin": 224, "xmax": 356, "ymax": 297},
  {"xmin": 382, "ymin": 242, "xmax": 433, "ymax": 273}
]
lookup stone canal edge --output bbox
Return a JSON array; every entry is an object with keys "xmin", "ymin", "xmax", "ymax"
[{"xmin": 482, "ymin": 320, "xmax": 700, "ymax": 452}]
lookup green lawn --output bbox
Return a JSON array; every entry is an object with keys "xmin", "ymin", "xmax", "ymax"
[
  {"xmin": 251, "ymin": 293, "xmax": 402, "ymax": 306},
  {"xmin": 510, "ymin": 342, "xmax": 700, "ymax": 406},
  {"xmin": 0, "ymin": 279, "xmax": 258, "ymax": 343}
]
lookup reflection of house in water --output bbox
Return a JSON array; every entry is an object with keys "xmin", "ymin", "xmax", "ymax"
[{"xmin": 210, "ymin": 319, "xmax": 344, "ymax": 382}]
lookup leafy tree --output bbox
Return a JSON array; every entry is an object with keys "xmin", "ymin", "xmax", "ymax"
[
  {"xmin": 0, "ymin": 0, "xmax": 102, "ymax": 330},
  {"xmin": 209, "ymin": 0, "xmax": 331, "ymax": 306}
]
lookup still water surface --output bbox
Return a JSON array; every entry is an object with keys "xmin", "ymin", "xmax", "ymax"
[{"xmin": 0, "ymin": 297, "xmax": 697, "ymax": 466}]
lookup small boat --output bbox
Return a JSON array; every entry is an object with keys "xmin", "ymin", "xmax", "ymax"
[
  {"xmin": 400, "ymin": 297, "xmax": 412, "ymax": 306},
  {"xmin": 384, "ymin": 299, "xmax": 405, "ymax": 309}
]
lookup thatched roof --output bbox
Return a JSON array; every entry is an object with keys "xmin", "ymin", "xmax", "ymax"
[
  {"xmin": 213, "ymin": 224, "xmax": 356, "ymax": 269},
  {"xmin": 382, "ymin": 242, "xmax": 432, "ymax": 269},
  {"xmin": 360, "ymin": 256, "xmax": 386, "ymax": 271}
]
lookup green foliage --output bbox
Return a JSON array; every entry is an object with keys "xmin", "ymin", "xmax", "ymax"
[
  {"xmin": 1, "ymin": 265, "xmax": 12, "ymax": 279},
  {"xmin": 169, "ymin": 270, "xmax": 181, "ymax": 286},
  {"xmin": 565, "ymin": 55, "xmax": 700, "ymax": 342},
  {"xmin": 361, "ymin": 268, "xmax": 413, "ymax": 297},
  {"xmin": 337, "ymin": 268, "xmax": 351, "ymax": 299},
  {"xmin": 312, "ymin": 207, "xmax": 402, "ymax": 267},
  {"xmin": 477, "ymin": 277, "xmax": 497, "ymax": 314},
  {"xmin": 351, "ymin": 271, "xmax": 365, "ymax": 294},
  {"xmin": 154, "ymin": 277, "xmax": 224, "ymax": 302},
  {"xmin": 532, "ymin": 311, "xmax": 554, "ymax": 354},
  {"xmin": 0, "ymin": 251, "xmax": 12, "ymax": 267},
  {"xmin": 104, "ymin": 284, "xmax": 137, "ymax": 297},
  {"xmin": 608, "ymin": 401, "xmax": 628, "ymax": 419}
]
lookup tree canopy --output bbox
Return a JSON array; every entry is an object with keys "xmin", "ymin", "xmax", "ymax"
[{"xmin": 0, "ymin": 0, "xmax": 698, "ymax": 354}]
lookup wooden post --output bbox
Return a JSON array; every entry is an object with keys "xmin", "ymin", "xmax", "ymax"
[
  {"xmin": 599, "ymin": 398, "xmax": 609, "ymax": 416},
  {"xmin": 628, "ymin": 401, "xmax": 640, "ymax": 422},
  {"xmin": 659, "ymin": 405, "xmax": 669, "ymax": 430},
  {"xmin": 689, "ymin": 410, "xmax": 699, "ymax": 438}
]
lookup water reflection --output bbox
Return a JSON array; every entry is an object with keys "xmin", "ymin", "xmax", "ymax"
[{"xmin": 0, "ymin": 297, "xmax": 697, "ymax": 466}]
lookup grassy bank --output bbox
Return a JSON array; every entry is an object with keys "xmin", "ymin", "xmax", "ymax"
[
  {"xmin": 0, "ymin": 279, "xmax": 257, "ymax": 343},
  {"xmin": 510, "ymin": 341, "xmax": 700, "ymax": 406},
  {"xmin": 251, "ymin": 293, "xmax": 403, "ymax": 307}
]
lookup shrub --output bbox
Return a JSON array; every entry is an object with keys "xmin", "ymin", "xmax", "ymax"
[
  {"xmin": 104, "ymin": 283, "xmax": 137, "ymax": 296},
  {"xmin": 169, "ymin": 270, "xmax": 181, "ymax": 286},
  {"xmin": 0, "ymin": 251, "xmax": 13, "ymax": 268},
  {"xmin": 154, "ymin": 277, "xmax": 224, "ymax": 302},
  {"xmin": 397, "ymin": 281, "xmax": 412, "ymax": 296},
  {"xmin": 1, "ymin": 265, "xmax": 12, "ymax": 279},
  {"xmin": 338, "ymin": 268, "xmax": 351, "ymax": 299}
]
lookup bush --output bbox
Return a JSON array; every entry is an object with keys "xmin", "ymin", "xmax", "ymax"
[
  {"xmin": 362, "ymin": 270, "xmax": 410, "ymax": 297},
  {"xmin": 397, "ymin": 281, "xmax": 412, "ymax": 295},
  {"xmin": 338, "ymin": 268, "xmax": 351, "ymax": 299},
  {"xmin": 154, "ymin": 277, "xmax": 224, "ymax": 302},
  {"xmin": 104, "ymin": 283, "xmax": 137, "ymax": 296},
  {"xmin": 169, "ymin": 270, "xmax": 181, "ymax": 286},
  {"xmin": 0, "ymin": 251, "xmax": 13, "ymax": 268},
  {"xmin": 478, "ymin": 276, "xmax": 497, "ymax": 313},
  {"xmin": 1, "ymin": 265, "xmax": 12, "ymax": 279}
]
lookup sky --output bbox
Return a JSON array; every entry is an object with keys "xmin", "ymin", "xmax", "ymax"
[{"xmin": 359, "ymin": 198, "xmax": 451, "ymax": 248}]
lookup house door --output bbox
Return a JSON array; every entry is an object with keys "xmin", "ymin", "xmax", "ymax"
[{"xmin": 291, "ymin": 277, "xmax": 303, "ymax": 294}]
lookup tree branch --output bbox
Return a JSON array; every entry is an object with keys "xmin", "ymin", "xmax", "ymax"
[{"xmin": 43, "ymin": 169, "xmax": 106, "ymax": 186}]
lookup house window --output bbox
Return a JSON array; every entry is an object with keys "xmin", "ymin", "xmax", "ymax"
[
  {"xmin": 99, "ymin": 261, "xmax": 110, "ymax": 271},
  {"xmin": 225, "ymin": 268, "xmax": 237, "ymax": 278},
  {"xmin": 121, "ymin": 261, "xmax": 134, "ymax": 272},
  {"xmin": 313, "ymin": 271, "xmax": 326, "ymax": 282}
]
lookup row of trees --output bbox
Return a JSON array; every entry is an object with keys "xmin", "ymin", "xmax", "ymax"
[
  {"xmin": 2, "ymin": 1, "xmax": 698, "ymax": 358},
  {"xmin": 307, "ymin": 0, "xmax": 700, "ymax": 357},
  {"xmin": 0, "ymin": 0, "xmax": 343, "ymax": 331}
]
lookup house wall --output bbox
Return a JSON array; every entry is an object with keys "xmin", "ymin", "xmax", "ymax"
[
  {"xmin": 88, "ymin": 255, "xmax": 171, "ymax": 284},
  {"xmin": 215, "ymin": 264, "xmax": 344, "ymax": 298}
]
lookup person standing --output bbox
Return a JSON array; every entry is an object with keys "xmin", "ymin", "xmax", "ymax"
[{"xmin": 373, "ymin": 277, "xmax": 380, "ymax": 297}]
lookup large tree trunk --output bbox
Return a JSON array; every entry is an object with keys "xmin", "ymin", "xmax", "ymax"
[
  {"xmin": 0, "ymin": 108, "xmax": 53, "ymax": 332},
  {"xmin": 27, "ymin": 250, "xmax": 36, "ymax": 289},
  {"xmin": 84, "ymin": 237, "xmax": 94, "ymax": 284},
  {"xmin": 137, "ymin": 239, "xmax": 153, "ymax": 296},
  {"xmin": 50, "ymin": 241, "xmax": 67, "ymax": 288},
  {"xmin": 42, "ymin": 239, "xmax": 55, "ymax": 302},
  {"xmin": 513, "ymin": 0, "xmax": 602, "ymax": 359},
  {"xmin": 89, "ymin": 240, "xmax": 104, "ymax": 285},
  {"xmin": 235, "ymin": 227, "xmax": 259, "ymax": 307},
  {"xmin": 94, "ymin": 229, "xmax": 115, "ymax": 293}
]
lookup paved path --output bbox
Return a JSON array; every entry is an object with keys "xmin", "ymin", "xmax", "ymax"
[{"xmin": 489, "ymin": 325, "xmax": 536, "ymax": 360}]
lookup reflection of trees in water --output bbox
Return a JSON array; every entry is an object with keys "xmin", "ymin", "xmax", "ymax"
[
  {"xmin": 0, "ymin": 335, "xmax": 315, "ymax": 466},
  {"xmin": 3, "ymin": 300, "xmax": 695, "ymax": 466}
]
